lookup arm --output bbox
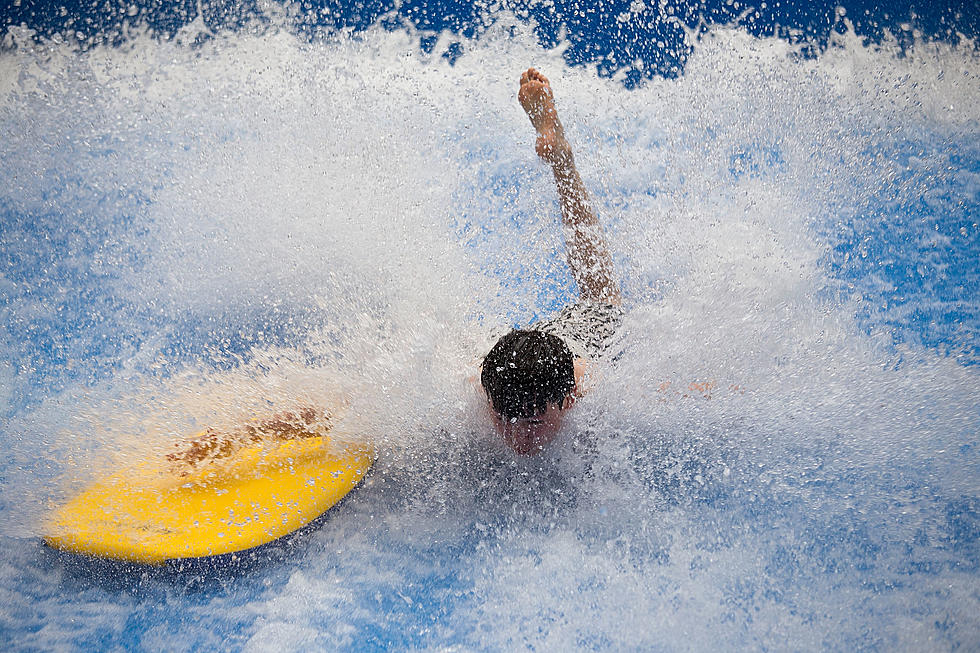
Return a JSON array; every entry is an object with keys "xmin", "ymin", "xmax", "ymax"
[{"xmin": 519, "ymin": 68, "xmax": 622, "ymax": 306}]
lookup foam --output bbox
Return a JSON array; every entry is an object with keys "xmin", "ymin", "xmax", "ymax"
[{"xmin": 1, "ymin": 12, "xmax": 979, "ymax": 651}]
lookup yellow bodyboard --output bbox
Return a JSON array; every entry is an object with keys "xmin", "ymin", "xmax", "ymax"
[{"xmin": 44, "ymin": 434, "xmax": 373, "ymax": 564}]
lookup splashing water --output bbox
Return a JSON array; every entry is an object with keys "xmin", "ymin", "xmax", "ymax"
[{"xmin": 1, "ymin": 5, "xmax": 978, "ymax": 651}]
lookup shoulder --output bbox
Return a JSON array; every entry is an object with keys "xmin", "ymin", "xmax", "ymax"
[
  {"xmin": 533, "ymin": 302, "xmax": 626, "ymax": 360},
  {"xmin": 573, "ymin": 357, "xmax": 590, "ymax": 395}
]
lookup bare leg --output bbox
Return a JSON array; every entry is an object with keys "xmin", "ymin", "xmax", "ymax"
[{"xmin": 519, "ymin": 68, "xmax": 621, "ymax": 306}]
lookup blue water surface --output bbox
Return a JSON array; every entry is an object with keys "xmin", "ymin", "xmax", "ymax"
[
  {"xmin": 1, "ymin": 1, "xmax": 979, "ymax": 651},
  {"xmin": 1, "ymin": 0, "xmax": 978, "ymax": 410}
]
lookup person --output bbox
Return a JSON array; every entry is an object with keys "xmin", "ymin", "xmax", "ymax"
[
  {"xmin": 169, "ymin": 68, "xmax": 623, "ymax": 464},
  {"xmin": 481, "ymin": 68, "xmax": 624, "ymax": 456}
]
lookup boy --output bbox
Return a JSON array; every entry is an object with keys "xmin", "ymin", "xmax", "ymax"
[{"xmin": 481, "ymin": 68, "xmax": 623, "ymax": 455}]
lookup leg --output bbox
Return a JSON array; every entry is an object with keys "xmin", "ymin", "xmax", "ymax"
[{"xmin": 519, "ymin": 68, "xmax": 621, "ymax": 306}]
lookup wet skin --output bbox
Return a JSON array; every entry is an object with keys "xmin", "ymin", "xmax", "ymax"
[{"xmin": 491, "ymin": 398, "xmax": 574, "ymax": 456}]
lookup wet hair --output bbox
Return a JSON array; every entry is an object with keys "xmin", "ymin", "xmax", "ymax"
[{"xmin": 481, "ymin": 329, "xmax": 575, "ymax": 420}]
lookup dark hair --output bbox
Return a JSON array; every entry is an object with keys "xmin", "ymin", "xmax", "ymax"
[{"xmin": 481, "ymin": 329, "xmax": 575, "ymax": 420}]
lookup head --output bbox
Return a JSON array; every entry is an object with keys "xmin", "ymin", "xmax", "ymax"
[{"xmin": 481, "ymin": 329, "xmax": 576, "ymax": 455}]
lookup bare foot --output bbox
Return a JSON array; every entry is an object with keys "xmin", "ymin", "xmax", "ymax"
[{"xmin": 518, "ymin": 68, "xmax": 573, "ymax": 168}]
